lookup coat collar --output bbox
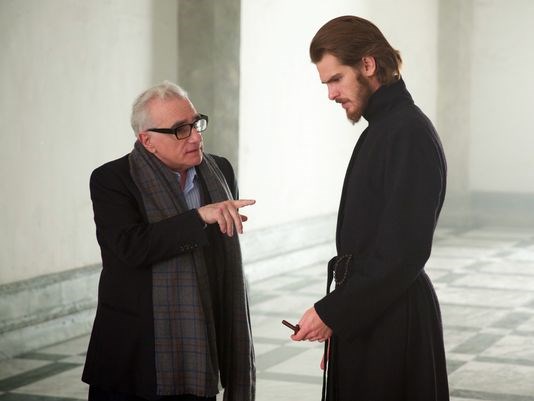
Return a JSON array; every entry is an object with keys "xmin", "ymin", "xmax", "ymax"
[{"xmin": 363, "ymin": 78, "xmax": 414, "ymax": 122}]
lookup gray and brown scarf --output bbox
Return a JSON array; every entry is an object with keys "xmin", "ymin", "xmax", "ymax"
[{"xmin": 129, "ymin": 140, "xmax": 255, "ymax": 400}]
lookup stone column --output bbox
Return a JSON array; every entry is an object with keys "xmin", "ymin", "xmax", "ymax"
[
  {"xmin": 436, "ymin": 0, "xmax": 474, "ymax": 227},
  {"xmin": 177, "ymin": 0, "xmax": 241, "ymax": 172}
]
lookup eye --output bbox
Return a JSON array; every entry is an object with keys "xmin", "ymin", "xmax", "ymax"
[
  {"xmin": 329, "ymin": 74, "xmax": 343, "ymax": 83},
  {"xmin": 176, "ymin": 125, "xmax": 190, "ymax": 136}
]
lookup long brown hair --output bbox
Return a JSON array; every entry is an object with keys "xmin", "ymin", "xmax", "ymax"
[{"xmin": 310, "ymin": 16, "xmax": 402, "ymax": 85}]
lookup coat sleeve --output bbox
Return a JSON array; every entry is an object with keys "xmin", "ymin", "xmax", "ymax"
[
  {"xmin": 90, "ymin": 162, "xmax": 209, "ymax": 269},
  {"xmin": 315, "ymin": 121, "xmax": 445, "ymax": 341}
]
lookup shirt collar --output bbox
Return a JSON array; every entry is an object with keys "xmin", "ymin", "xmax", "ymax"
[{"xmin": 174, "ymin": 167, "xmax": 198, "ymax": 194}]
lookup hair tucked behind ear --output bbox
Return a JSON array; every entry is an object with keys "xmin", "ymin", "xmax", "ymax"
[{"xmin": 310, "ymin": 16, "xmax": 402, "ymax": 85}]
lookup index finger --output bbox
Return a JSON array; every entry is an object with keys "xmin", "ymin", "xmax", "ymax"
[{"xmin": 232, "ymin": 199, "xmax": 256, "ymax": 208}]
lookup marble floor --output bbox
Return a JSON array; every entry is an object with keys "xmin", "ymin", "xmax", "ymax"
[{"xmin": 1, "ymin": 226, "xmax": 534, "ymax": 400}]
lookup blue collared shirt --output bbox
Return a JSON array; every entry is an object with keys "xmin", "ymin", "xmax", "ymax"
[{"xmin": 174, "ymin": 168, "xmax": 202, "ymax": 209}]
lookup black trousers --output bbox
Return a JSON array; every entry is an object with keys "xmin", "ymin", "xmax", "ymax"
[{"xmin": 88, "ymin": 386, "xmax": 216, "ymax": 401}]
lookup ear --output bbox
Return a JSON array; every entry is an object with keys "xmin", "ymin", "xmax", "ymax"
[
  {"xmin": 138, "ymin": 132, "xmax": 157, "ymax": 153},
  {"xmin": 361, "ymin": 56, "xmax": 377, "ymax": 77}
]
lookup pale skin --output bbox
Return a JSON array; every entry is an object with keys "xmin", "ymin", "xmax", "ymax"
[
  {"xmin": 291, "ymin": 53, "xmax": 381, "ymax": 369},
  {"xmin": 138, "ymin": 96, "xmax": 255, "ymax": 237},
  {"xmin": 316, "ymin": 53, "xmax": 380, "ymax": 123}
]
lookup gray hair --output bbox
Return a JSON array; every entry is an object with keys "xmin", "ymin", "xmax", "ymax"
[{"xmin": 130, "ymin": 81, "xmax": 189, "ymax": 137}]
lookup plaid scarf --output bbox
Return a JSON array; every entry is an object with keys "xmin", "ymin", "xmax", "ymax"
[{"xmin": 129, "ymin": 141, "xmax": 255, "ymax": 400}]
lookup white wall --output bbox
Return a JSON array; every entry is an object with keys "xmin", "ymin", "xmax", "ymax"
[
  {"xmin": 469, "ymin": 0, "xmax": 534, "ymax": 193},
  {"xmin": 239, "ymin": 0, "xmax": 439, "ymax": 230},
  {"xmin": 364, "ymin": 1, "xmax": 438, "ymax": 122},
  {"xmin": 0, "ymin": 0, "xmax": 179, "ymax": 284},
  {"xmin": 11, "ymin": 0, "xmax": 526, "ymax": 283}
]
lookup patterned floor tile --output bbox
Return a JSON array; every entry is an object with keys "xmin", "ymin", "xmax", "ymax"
[
  {"xmin": 517, "ymin": 317, "xmax": 534, "ymax": 332},
  {"xmin": 0, "ymin": 360, "xmax": 49, "ymax": 382},
  {"xmin": 480, "ymin": 335, "xmax": 534, "ymax": 364},
  {"xmin": 448, "ymin": 361, "xmax": 534, "ymax": 398},
  {"xmin": 450, "ymin": 272, "xmax": 534, "ymax": 291},
  {"xmin": 437, "ymin": 286, "xmax": 534, "ymax": 308},
  {"xmin": 426, "ymin": 256, "xmax": 479, "ymax": 270},
  {"xmin": 0, "ymin": 363, "xmax": 80, "ymax": 392},
  {"xmin": 1, "ymin": 226, "xmax": 533, "ymax": 401},
  {"xmin": 264, "ymin": 347, "xmax": 324, "ymax": 378},
  {"xmin": 10, "ymin": 364, "xmax": 87, "ymax": 399},
  {"xmin": 479, "ymin": 260, "xmax": 534, "ymax": 276},
  {"xmin": 441, "ymin": 305, "xmax": 508, "ymax": 330},
  {"xmin": 256, "ymin": 378, "xmax": 322, "ymax": 400}
]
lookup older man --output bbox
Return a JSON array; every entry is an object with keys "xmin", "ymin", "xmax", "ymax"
[
  {"xmin": 83, "ymin": 81, "xmax": 255, "ymax": 401},
  {"xmin": 292, "ymin": 16, "xmax": 449, "ymax": 401}
]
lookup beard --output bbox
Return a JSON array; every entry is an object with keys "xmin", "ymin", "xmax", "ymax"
[{"xmin": 346, "ymin": 74, "xmax": 374, "ymax": 124}]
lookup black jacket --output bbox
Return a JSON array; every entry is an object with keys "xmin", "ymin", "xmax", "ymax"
[
  {"xmin": 82, "ymin": 152, "xmax": 237, "ymax": 399},
  {"xmin": 315, "ymin": 79, "xmax": 449, "ymax": 401}
]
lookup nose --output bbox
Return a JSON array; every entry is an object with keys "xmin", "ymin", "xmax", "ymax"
[
  {"xmin": 188, "ymin": 129, "xmax": 202, "ymax": 143},
  {"xmin": 327, "ymin": 84, "xmax": 339, "ymax": 101}
]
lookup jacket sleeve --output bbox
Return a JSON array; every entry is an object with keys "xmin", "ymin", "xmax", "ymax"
[
  {"xmin": 90, "ymin": 162, "xmax": 209, "ymax": 269},
  {"xmin": 315, "ymin": 121, "xmax": 445, "ymax": 340}
]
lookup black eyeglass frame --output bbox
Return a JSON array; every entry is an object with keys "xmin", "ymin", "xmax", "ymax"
[{"xmin": 146, "ymin": 114, "xmax": 209, "ymax": 140}]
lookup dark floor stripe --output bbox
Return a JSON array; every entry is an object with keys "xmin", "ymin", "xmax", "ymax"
[
  {"xmin": 17, "ymin": 352, "xmax": 69, "ymax": 362},
  {"xmin": 446, "ymin": 359, "xmax": 467, "ymax": 374},
  {"xmin": 253, "ymin": 336, "xmax": 288, "ymax": 345},
  {"xmin": 249, "ymin": 292, "xmax": 275, "ymax": 305},
  {"xmin": 0, "ymin": 393, "xmax": 83, "ymax": 401},
  {"xmin": 0, "ymin": 362, "xmax": 81, "ymax": 392},
  {"xmin": 451, "ymin": 388, "xmax": 534, "ymax": 401},
  {"xmin": 258, "ymin": 370, "xmax": 322, "ymax": 385},
  {"xmin": 252, "ymin": 309, "xmax": 302, "ymax": 318},
  {"xmin": 276, "ymin": 278, "xmax": 323, "ymax": 292},
  {"xmin": 515, "ymin": 330, "xmax": 534, "ymax": 337},
  {"xmin": 434, "ymin": 272, "xmax": 469, "ymax": 284},
  {"xmin": 256, "ymin": 345, "xmax": 308, "ymax": 371},
  {"xmin": 492, "ymin": 312, "xmax": 534, "ymax": 329},
  {"xmin": 445, "ymin": 324, "xmax": 483, "ymax": 333},
  {"xmin": 476, "ymin": 355, "xmax": 534, "ymax": 367},
  {"xmin": 451, "ymin": 333, "xmax": 503, "ymax": 354}
]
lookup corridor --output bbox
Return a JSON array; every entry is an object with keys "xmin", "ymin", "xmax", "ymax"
[{"xmin": 1, "ymin": 226, "xmax": 533, "ymax": 400}]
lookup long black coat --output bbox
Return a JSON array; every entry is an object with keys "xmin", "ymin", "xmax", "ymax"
[
  {"xmin": 315, "ymin": 79, "xmax": 449, "ymax": 401},
  {"xmin": 82, "ymin": 153, "xmax": 238, "ymax": 399}
]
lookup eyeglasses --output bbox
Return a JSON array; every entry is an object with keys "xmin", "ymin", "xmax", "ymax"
[{"xmin": 147, "ymin": 114, "xmax": 208, "ymax": 140}]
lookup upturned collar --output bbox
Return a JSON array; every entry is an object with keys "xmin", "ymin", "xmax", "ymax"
[{"xmin": 363, "ymin": 78, "xmax": 414, "ymax": 122}]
